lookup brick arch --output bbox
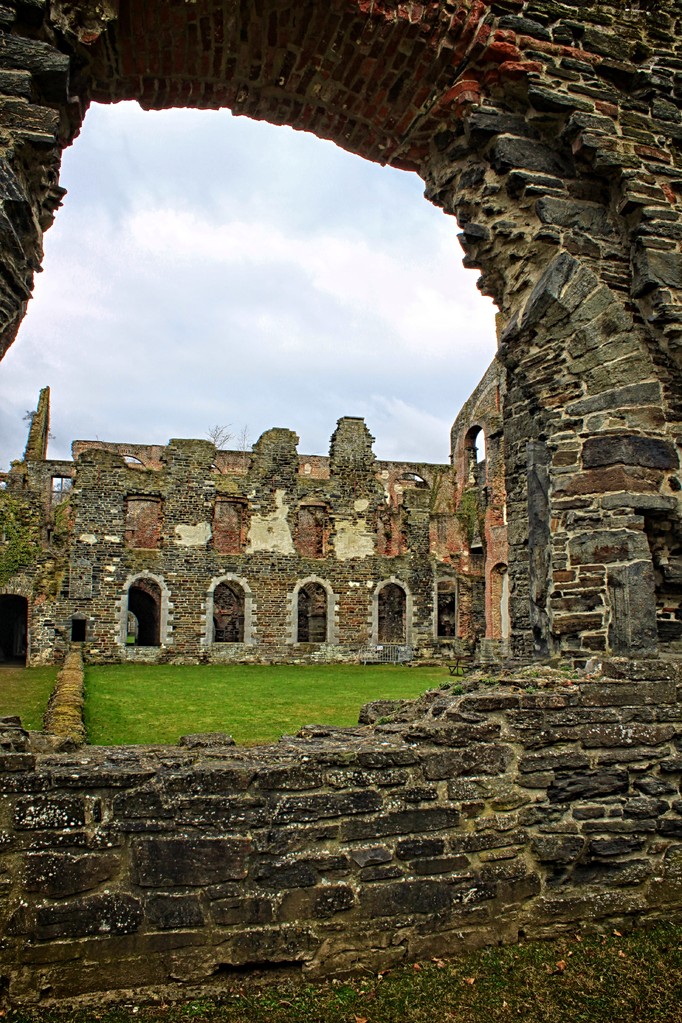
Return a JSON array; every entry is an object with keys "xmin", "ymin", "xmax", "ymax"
[{"xmin": 2, "ymin": 0, "xmax": 681, "ymax": 659}]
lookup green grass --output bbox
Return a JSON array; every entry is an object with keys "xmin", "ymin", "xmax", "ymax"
[
  {"xmin": 6, "ymin": 923, "xmax": 682, "ymax": 1022},
  {"xmin": 0, "ymin": 665, "xmax": 58, "ymax": 730},
  {"xmin": 84, "ymin": 663, "xmax": 448, "ymax": 746}
]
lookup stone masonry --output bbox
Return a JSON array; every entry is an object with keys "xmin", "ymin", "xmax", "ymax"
[
  {"xmin": 1, "ymin": 0, "xmax": 681, "ymax": 659},
  {"xmin": 0, "ymin": 657, "xmax": 681, "ymax": 1002},
  {"xmin": 3, "ymin": 385, "xmax": 510, "ymax": 665}
]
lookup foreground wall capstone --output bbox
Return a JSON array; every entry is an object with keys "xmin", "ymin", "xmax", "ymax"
[{"xmin": 0, "ymin": 658, "xmax": 681, "ymax": 1004}]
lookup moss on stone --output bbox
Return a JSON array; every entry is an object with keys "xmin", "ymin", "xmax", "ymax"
[{"xmin": 0, "ymin": 491, "xmax": 42, "ymax": 588}]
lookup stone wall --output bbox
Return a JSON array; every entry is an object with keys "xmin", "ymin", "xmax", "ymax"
[
  {"xmin": 2, "ymin": 0, "xmax": 681, "ymax": 659},
  {"xmin": 5, "ymin": 410, "xmax": 495, "ymax": 665},
  {"xmin": 0, "ymin": 657, "xmax": 680, "ymax": 1004}
]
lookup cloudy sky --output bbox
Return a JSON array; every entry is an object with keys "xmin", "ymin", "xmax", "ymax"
[{"xmin": 0, "ymin": 101, "xmax": 497, "ymax": 469}]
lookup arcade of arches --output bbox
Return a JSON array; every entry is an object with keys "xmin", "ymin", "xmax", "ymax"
[{"xmin": 1, "ymin": 0, "xmax": 681, "ymax": 660}]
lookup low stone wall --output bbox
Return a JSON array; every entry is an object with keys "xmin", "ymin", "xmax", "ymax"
[
  {"xmin": 0, "ymin": 658, "xmax": 681, "ymax": 1004},
  {"xmin": 42, "ymin": 646, "xmax": 86, "ymax": 747}
]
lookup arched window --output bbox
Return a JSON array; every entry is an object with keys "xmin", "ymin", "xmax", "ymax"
[
  {"xmin": 0, "ymin": 595, "xmax": 27, "ymax": 664},
  {"xmin": 297, "ymin": 581, "xmax": 328, "ymax": 643},
  {"xmin": 213, "ymin": 581, "xmax": 245, "ymax": 643},
  {"xmin": 127, "ymin": 578, "xmax": 162, "ymax": 646},
  {"xmin": 377, "ymin": 583, "xmax": 407, "ymax": 644}
]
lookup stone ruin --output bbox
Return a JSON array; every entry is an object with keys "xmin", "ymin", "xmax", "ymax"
[
  {"xmin": 0, "ymin": 0, "xmax": 680, "ymax": 661},
  {"xmin": 0, "ymin": 366, "xmax": 507, "ymax": 667},
  {"xmin": 0, "ymin": 0, "xmax": 682, "ymax": 1003}
]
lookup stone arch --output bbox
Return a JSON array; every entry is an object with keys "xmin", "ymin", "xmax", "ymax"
[
  {"xmin": 290, "ymin": 577, "xmax": 336, "ymax": 646},
  {"xmin": 205, "ymin": 575, "xmax": 254, "ymax": 646},
  {"xmin": 372, "ymin": 579, "xmax": 412, "ymax": 646},
  {"xmin": 118, "ymin": 573, "xmax": 171, "ymax": 649},
  {"xmin": 2, "ymin": 1, "xmax": 681, "ymax": 660}
]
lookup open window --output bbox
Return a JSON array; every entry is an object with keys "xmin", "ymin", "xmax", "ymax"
[
  {"xmin": 213, "ymin": 498, "xmax": 246, "ymax": 555},
  {"xmin": 50, "ymin": 476, "xmax": 73, "ymax": 507},
  {"xmin": 377, "ymin": 582, "xmax": 407, "ymax": 644},
  {"xmin": 297, "ymin": 581, "xmax": 328, "ymax": 643},
  {"xmin": 213, "ymin": 581, "xmax": 245, "ymax": 642}
]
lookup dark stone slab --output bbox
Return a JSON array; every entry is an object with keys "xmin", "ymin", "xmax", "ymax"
[
  {"xmin": 14, "ymin": 796, "xmax": 86, "ymax": 830},
  {"xmin": 131, "ymin": 837, "xmax": 251, "ymax": 886},
  {"xmin": 146, "ymin": 894, "xmax": 205, "ymax": 930},
  {"xmin": 548, "ymin": 769, "xmax": 628, "ymax": 803},
  {"xmin": 22, "ymin": 851, "xmax": 118, "ymax": 897},
  {"xmin": 582, "ymin": 434, "xmax": 678, "ymax": 470},
  {"xmin": 341, "ymin": 807, "xmax": 460, "ymax": 841},
  {"xmin": 9, "ymin": 893, "xmax": 143, "ymax": 940}
]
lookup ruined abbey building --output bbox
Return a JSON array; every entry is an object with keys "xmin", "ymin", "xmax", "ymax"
[
  {"xmin": 1, "ymin": 0, "xmax": 681, "ymax": 662},
  {"xmin": 0, "ymin": 370, "xmax": 509, "ymax": 665}
]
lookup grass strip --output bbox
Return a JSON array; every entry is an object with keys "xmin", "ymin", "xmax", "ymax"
[
  {"xmin": 5, "ymin": 923, "xmax": 682, "ymax": 1023},
  {"xmin": 0, "ymin": 665, "xmax": 59, "ymax": 730},
  {"xmin": 84, "ymin": 663, "xmax": 446, "ymax": 746}
]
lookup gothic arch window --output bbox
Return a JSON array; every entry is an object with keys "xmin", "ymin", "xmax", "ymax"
[
  {"xmin": 291, "ymin": 577, "xmax": 336, "ymax": 645},
  {"xmin": 212, "ymin": 581, "xmax": 245, "ymax": 643},
  {"xmin": 205, "ymin": 575, "xmax": 254, "ymax": 646},
  {"xmin": 375, "ymin": 581, "xmax": 408, "ymax": 644}
]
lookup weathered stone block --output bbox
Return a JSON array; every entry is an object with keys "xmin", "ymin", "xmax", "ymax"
[
  {"xmin": 582, "ymin": 434, "xmax": 678, "ymax": 470},
  {"xmin": 131, "ymin": 837, "xmax": 250, "ymax": 886},
  {"xmin": 568, "ymin": 529, "xmax": 650, "ymax": 565},
  {"xmin": 272, "ymin": 789, "xmax": 382, "ymax": 824},
  {"xmin": 548, "ymin": 769, "xmax": 628, "ymax": 803},
  {"xmin": 211, "ymin": 896, "xmax": 274, "ymax": 926},
  {"xmin": 341, "ymin": 808, "xmax": 460, "ymax": 841},
  {"xmin": 422, "ymin": 745, "xmax": 512, "ymax": 780},
  {"xmin": 396, "ymin": 837, "xmax": 445, "ymax": 859},
  {"xmin": 359, "ymin": 879, "xmax": 457, "ymax": 918},
  {"xmin": 146, "ymin": 894, "xmax": 205, "ymax": 930},
  {"xmin": 9, "ymin": 893, "xmax": 143, "ymax": 940},
  {"xmin": 22, "ymin": 851, "xmax": 118, "ymax": 897},
  {"xmin": 279, "ymin": 884, "xmax": 355, "ymax": 922},
  {"xmin": 14, "ymin": 796, "xmax": 86, "ymax": 830}
]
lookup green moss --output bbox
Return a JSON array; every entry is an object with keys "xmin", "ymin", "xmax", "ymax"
[
  {"xmin": 456, "ymin": 488, "xmax": 484, "ymax": 546},
  {"xmin": 0, "ymin": 491, "xmax": 42, "ymax": 587}
]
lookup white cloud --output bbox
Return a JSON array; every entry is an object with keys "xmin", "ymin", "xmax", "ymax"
[{"xmin": 0, "ymin": 102, "xmax": 497, "ymax": 469}]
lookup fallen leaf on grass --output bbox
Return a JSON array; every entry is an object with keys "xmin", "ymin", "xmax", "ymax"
[
  {"xmin": 354, "ymin": 1016, "xmax": 369, "ymax": 1023},
  {"xmin": 413, "ymin": 963, "xmax": 422, "ymax": 971},
  {"xmin": 463, "ymin": 977, "xmax": 476, "ymax": 985},
  {"xmin": 618, "ymin": 950, "xmax": 627, "ymax": 959},
  {"xmin": 432, "ymin": 957, "xmax": 446, "ymax": 969}
]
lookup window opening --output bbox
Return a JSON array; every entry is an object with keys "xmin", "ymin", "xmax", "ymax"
[
  {"xmin": 51, "ymin": 476, "xmax": 73, "ymax": 507},
  {"xmin": 213, "ymin": 581, "xmax": 245, "ymax": 642},
  {"xmin": 436, "ymin": 581, "xmax": 457, "ymax": 638},
  {"xmin": 297, "ymin": 582, "xmax": 328, "ymax": 643},
  {"xmin": 378, "ymin": 583, "xmax": 406, "ymax": 643},
  {"xmin": 125, "ymin": 496, "xmax": 162, "ymax": 549},
  {"xmin": 296, "ymin": 505, "xmax": 327, "ymax": 559},
  {"xmin": 213, "ymin": 499, "xmax": 245, "ymax": 555}
]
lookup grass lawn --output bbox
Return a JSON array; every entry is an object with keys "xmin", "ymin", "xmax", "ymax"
[
  {"xmin": 0, "ymin": 665, "xmax": 58, "ymax": 731},
  {"xmin": 84, "ymin": 663, "xmax": 448, "ymax": 746},
  {"xmin": 5, "ymin": 923, "xmax": 682, "ymax": 1022}
]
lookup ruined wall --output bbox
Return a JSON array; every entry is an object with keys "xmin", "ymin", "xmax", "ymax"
[
  {"xmin": 2, "ymin": 0, "xmax": 681, "ymax": 659},
  {"xmin": 0, "ymin": 657, "xmax": 680, "ymax": 1003},
  {"xmin": 3, "ymin": 415, "xmax": 474, "ymax": 665}
]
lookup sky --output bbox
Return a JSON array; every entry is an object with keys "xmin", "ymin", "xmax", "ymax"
[{"xmin": 0, "ymin": 101, "xmax": 497, "ymax": 469}]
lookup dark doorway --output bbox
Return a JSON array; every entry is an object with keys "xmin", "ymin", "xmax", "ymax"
[
  {"xmin": 378, "ymin": 583, "xmax": 406, "ymax": 643},
  {"xmin": 127, "ymin": 580, "xmax": 161, "ymax": 646},
  {"xmin": 297, "ymin": 583, "xmax": 328, "ymax": 643},
  {"xmin": 71, "ymin": 618, "xmax": 87, "ymax": 642},
  {"xmin": 0, "ymin": 595, "xmax": 28, "ymax": 664}
]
